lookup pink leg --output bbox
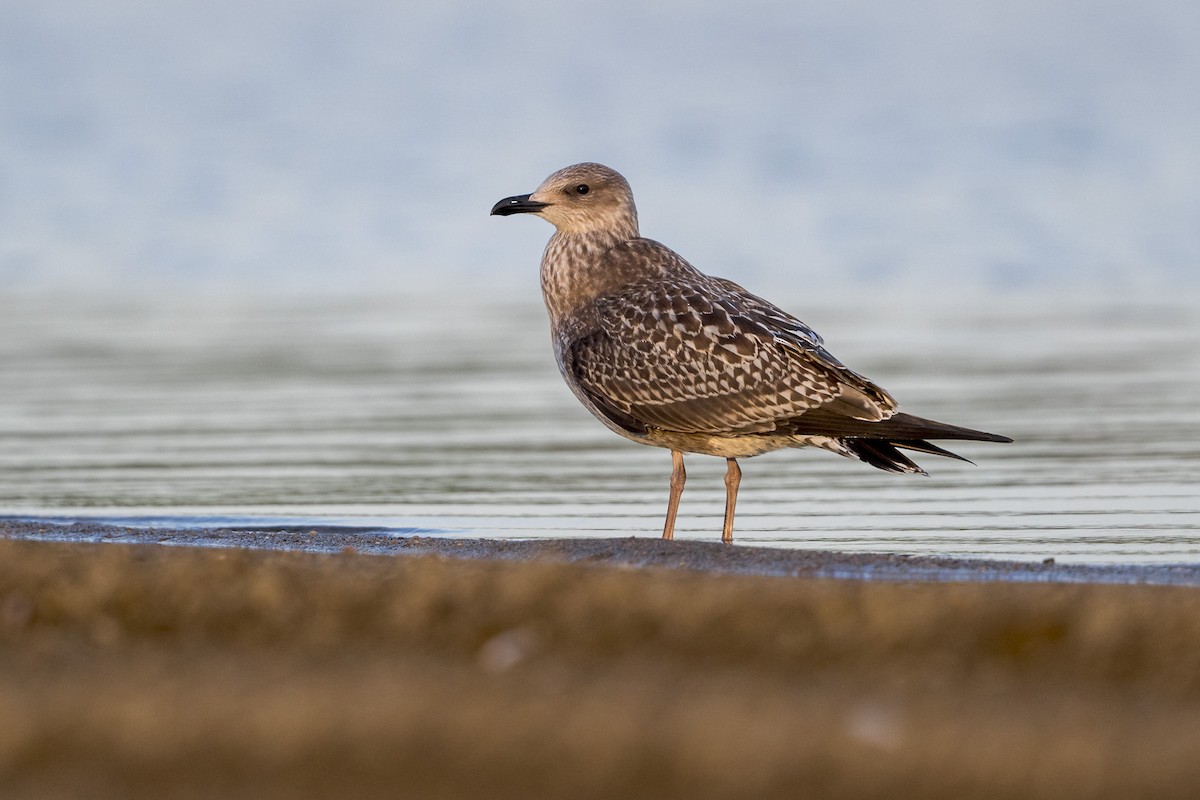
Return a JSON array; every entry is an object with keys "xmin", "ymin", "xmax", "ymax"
[
  {"xmin": 722, "ymin": 458, "xmax": 741, "ymax": 543},
  {"xmin": 662, "ymin": 450, "xmax": 685, "ymax": 540}
]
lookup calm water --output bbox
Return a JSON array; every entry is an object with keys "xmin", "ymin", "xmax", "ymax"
[{"xmin": 1, "ymin": 291, "xmax": 1198, "ymax": 563}]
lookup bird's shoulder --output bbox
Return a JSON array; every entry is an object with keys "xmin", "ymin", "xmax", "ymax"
[
  {"xmin": 587, "ymin": 257, "xmax": 828, "ymax": 361},
  {"xmin": 569, "ymin": 237, "xmax": 824, "ymax": 353}
]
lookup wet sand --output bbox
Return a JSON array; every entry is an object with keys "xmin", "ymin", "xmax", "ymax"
[
  {"xmin": 9, "ymin": 518, "xmax": 1200, "ymax": 585},
  {"xmin": 3, "ymin": 522, "xmax": 1200, "ymax": 798}
]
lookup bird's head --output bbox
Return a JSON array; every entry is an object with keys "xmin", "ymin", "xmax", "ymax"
[{"xmin": 491, "ymin": 162, "xmax": 639, "ymax": 238}]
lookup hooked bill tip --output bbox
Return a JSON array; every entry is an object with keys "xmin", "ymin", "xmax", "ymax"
[{"xmin": 491, "ymin": 194, "xmax": 549, "ymax": 216}]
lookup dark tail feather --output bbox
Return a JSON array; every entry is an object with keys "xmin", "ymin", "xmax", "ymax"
[
  {"xmin": 891, "ymin": 439, "xmax": 975, "ymax": 464},
  {"xmin": 789, "ymin": 409, "xmax": 1011, "ymax": 474},
  {"xmin": 874, "ymin": 412, "xmax": 1012, "ymax": 443},
  {"xmin": 845, "ymin": 440, "xmax": 928, "ymax": 475},
  {"xmin": 784, "ymin": 410, "xmax": 1012, "ymax": 443},
  {"xmin": 846, "ymin": 436, "xmax": 983, "ymax": 475}
]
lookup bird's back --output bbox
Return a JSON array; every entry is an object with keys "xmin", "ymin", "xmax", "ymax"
[{"xmin": 547, "ymin": 236, "xmax": 903, "ymax": 445}]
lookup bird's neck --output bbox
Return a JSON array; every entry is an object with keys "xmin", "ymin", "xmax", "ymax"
[{"xmin": 540, "ymin": 229, "xmax": 638, "ymax": 325}]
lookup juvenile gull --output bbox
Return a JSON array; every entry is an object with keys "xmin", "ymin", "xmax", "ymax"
[{"xmin": 491, "ymin": 163, "xmax": 1011, "ymax": 543}]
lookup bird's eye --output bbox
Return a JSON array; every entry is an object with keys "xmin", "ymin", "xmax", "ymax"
[{"xmin": 575, "ymin": 184, "xmax": 590, "ymax": 195}]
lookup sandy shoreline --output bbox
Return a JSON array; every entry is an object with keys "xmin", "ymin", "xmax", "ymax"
[
  {"xmin": 5, "ymin": 518, "xmax": 1200, "ymax": 585},
  {"xmin": 3, "ymin": 522, "xmax": 1200, "ymax": 798}
]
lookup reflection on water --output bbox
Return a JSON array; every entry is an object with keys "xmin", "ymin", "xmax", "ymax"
[{"xmin": 1, "ymin": 291, "xmax": 1197, "ymax": 563}]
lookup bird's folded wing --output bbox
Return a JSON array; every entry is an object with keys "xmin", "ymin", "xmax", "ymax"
[{"xmin": 567, "ymin": 282, "xmax": 897, "ymax": 436}]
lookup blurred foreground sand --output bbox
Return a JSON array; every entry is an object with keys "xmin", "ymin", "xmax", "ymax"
[{"xmin": 3, "ymin": 537, "xmax": 1200, "ymax": 799}]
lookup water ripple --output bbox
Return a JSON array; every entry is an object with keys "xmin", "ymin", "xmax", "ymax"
[{"xmin": 1, "ymin": 292, "xmax": 1197, "ymax": 563}]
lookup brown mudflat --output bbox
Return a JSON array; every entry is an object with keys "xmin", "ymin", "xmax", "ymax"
[{"xmin": 2, "ymin": 533, "xmax": 1200, "ymax": 799}]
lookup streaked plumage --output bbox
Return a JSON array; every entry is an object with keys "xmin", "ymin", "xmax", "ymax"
[{"xmin": 492, "ymin": 162, "xmax": 1011, "ymax": 542}]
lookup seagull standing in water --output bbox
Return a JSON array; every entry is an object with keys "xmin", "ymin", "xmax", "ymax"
[{"xmin": 492, "ymin": 163, "xmax": 1011, "ymax": 543}]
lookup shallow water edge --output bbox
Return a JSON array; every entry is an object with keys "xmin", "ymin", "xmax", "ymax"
[{"xmin": 6, "ymin": 517, "xmax": 1200, "ymax": 588}]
